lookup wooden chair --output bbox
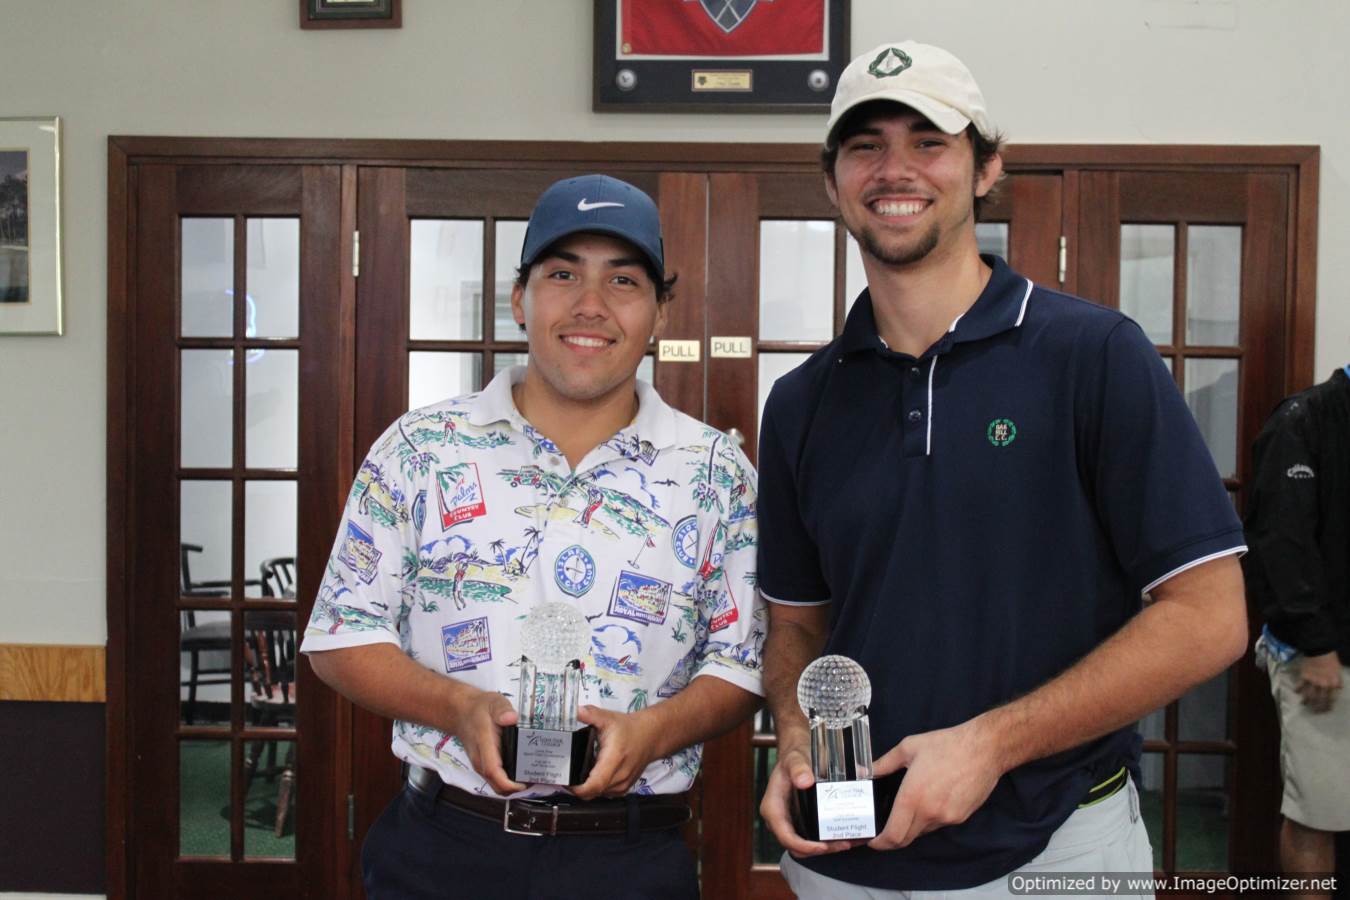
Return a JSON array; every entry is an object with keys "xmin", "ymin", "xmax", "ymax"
[
  {"xmin": 259, "ymin": 556, "xmax": 296, "ymax": 598},
  {"xmin": 180, "ymin": 544, "xmax": 267, "ymax": 723},
  {"xmin": 180, "ymin": 543, "xmax": 231, "ymax": 724},
  {"xmin": 243, "ymin": 611, "xmax": 297, "ymax": 837}
]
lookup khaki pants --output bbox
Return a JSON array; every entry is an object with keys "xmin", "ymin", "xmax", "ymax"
[{"xmin": 1263, "ymin": 652, "xmax": 1350, "ymax": 832}]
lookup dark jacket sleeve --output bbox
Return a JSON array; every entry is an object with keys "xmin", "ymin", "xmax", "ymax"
[{"xmin": 1243, "ymin": 399, "xmax": 1338, "ymax": 654}]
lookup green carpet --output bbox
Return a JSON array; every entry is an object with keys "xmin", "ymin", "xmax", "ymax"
[
  {"xmin": 179, "ymin": 740, "xmax": 296, "ymax": 859},
  {"xmin": 1140, "ymin": 787, "xmax": 1229, "ymax": 872}
]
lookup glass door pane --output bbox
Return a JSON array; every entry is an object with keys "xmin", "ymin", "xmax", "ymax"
[
  {"xmin": 410, "ymin": 219, "xmax": 485, "ymax": 341},
  {"xmin": 1119, "ymin": 224, "xmax": 1175, "ymax": 345},
  {"xmin": 759, "ymin": 220, "xmax": 834, "ymax": 342}
]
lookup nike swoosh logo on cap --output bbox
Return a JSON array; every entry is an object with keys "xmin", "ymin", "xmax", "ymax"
[{"xmin": 577, "ymin": 199, "xmax": 625, "ymax": 211}]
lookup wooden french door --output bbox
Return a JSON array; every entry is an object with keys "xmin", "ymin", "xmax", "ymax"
[
  {"xmin": 346, "ymin": 165, "xmax": 728, "ymax": 888},
  {"xmin": 115, "ymin": 162, "xmax": 349, "ymax": 898},
  {"xmin": 1075, "ymin": 167, "xmax": 1294, "ymax": 875},
  {"xmin": 696, "ymin": 159, "xmax": 1308, "ymax": 895},
  {"xmin": 691, "ymin": 169, "xmax": 1071, "ymax": 899},
  {"xmin": 112, "ymin": 141, "xmax": 1313, "ymax": 900}
]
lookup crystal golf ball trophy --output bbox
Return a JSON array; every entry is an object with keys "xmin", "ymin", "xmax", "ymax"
[
  {"xmin": 501, "ymin": 602, "xmax": 598, "ymax": 785},
  {"xmin": 793, "ymin": 654, "xmax": 882, "ymax": 840}
]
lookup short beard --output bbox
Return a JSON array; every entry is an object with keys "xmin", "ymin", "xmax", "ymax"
[{"xmin": 854, "ymin": 221, "xmax": 940, "ymax": 267}]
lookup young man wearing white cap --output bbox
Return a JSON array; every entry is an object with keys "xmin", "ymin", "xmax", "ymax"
[
  {"xmin": 757, "ymin": 42, "xmax": 1248, "ymax": 895},
  {"xmin": 304, "ymin": 174, "xmax": 764, "ymax": 898}
]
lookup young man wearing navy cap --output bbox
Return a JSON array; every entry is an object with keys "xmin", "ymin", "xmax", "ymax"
[
  {"xmin": 304, "ymin": 174, "xmax": 764, "ymax": 898},
  {"xmin": 757, "ymin": 42, "xmax": 1248, "ymax": 895}
]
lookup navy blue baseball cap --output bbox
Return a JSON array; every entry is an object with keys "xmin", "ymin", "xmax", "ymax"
[{"xmin": 520, "ymin": 174, "xmax": 664, "ymax": 275}]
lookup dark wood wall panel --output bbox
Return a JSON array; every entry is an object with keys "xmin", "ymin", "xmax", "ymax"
[
  {"xmin": 706, "ymin": 173, "xmax": 760, "ymax": 460},
  {"xmin": 131, "ymin": 164, "xmax": 183, "ymax": 894},
  {"xmin": 1230, "ymin": 172, "xmax": 1291, "ymax": 875},
  {"xmin": 1119, "ymin": 171, "xmax": 1248, "ymax": 221},
  {"xmin": 756, "ymin": 172, "xmax": 834, "ymax": 219},
  {"xmin": 1076, "ymin": 171, "xmax": 1121, "ymax": 309},
  {"xmin": 354, "ymin": 166, "xmax": 409, "ymax": 456},
  {"xmin": 1241, "ymin": 174, "xmax": 1293, "ymax": 447},
  {"xmin": 106, "ymin": 136, "xmax": 132, "ymax": 900},
  {"xmin": 0, "ymin": 701, "xmax": 106, "ymax": 893},
  {"xmin": 1289, "ymin": 151, "xmax": 1319, "ymax": 390},
  {"xmin": 177, "ymin": 166, "xmax": 303, "ymax": 215},
  {"xmin": 654, "ymin": 172, "xmax": 709, "ymax": 421},
  {"xmin": 297, "ymin": 164, "xmax": 350, "ymax": 896},
  {"xmin": 405, "ymin": 168, "xmax": 661, "ymax": 219},
  {"xmin": 1009, "ymin": 174, "xmax": 1063, "ymax": 288},
  {"xmin": 701, "ymin": 173, "xmax": 758, "ymax": 900},
  {"xmin": 348, "ymin": 166, "xmax": 411, "ymax": 869}
]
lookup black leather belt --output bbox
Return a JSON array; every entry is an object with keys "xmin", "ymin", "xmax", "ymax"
[
  {"xmin": 407, "ymin": 765, "xmax": 691, "ymax": 837},
  {"xmin": 1079, "ymin": 767, "xmax": 1128, "ymax": 808}
]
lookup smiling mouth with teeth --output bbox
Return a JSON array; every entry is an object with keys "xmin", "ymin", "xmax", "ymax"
[
  {"xmin": 871, "ymin": 199, "xmax": 928, "ymax": 216},
  {"xmin": 561, "ymin": 335, "xmax": 613, "ymax": 348}
]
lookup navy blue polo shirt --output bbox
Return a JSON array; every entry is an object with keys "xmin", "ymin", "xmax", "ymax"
[{"xmin": 757, "ymin": 256, "xmax": 1244, "ymax": 890}]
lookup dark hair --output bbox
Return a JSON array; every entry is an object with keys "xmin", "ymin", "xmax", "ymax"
[
  {"xmin": 820, "ymin": 101, "xmax": 1006, "ymax": 220},
  {"xmin": 514, "ymin": 255, "xmax": 677, "ymax": 304}
]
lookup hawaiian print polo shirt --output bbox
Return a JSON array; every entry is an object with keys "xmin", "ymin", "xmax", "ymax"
[{"xmin": 301, "ymin": 367, "xmax": 764, "ymax": 797}]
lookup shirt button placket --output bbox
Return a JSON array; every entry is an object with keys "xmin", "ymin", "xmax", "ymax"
[{"xmin": 899, "ymin": 362, "xmax": 929, "ymax": 458}]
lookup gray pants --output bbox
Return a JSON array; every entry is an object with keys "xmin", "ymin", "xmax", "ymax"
[{"xmin": 780, "ymin": 778, "xmax": 1154, "ymax": 899}]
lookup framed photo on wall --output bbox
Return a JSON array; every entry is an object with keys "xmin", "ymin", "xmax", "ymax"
[
  {"xmin": 300, "ymin": 0, "xmax": 401, "ymax": 30},
  {"xmin": 594, "ymin": 0, "xmax": 849, "ymax": 112},
  {"xmin": 0, "ymin": 117, "xmax": 62, "ymax": 336}
]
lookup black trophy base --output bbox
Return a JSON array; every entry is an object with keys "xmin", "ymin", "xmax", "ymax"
[
  {"xmin": 501, "ymin": 723, "xmax": 598, "ymax": 786},
  {"xmin": 791, "ymin": 770, "xmax": 901, "ymax": 842}
]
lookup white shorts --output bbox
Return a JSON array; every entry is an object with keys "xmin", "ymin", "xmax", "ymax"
[{"xmin": 779, "ymin": 778, "xmax": 1154, "ymax": 900}]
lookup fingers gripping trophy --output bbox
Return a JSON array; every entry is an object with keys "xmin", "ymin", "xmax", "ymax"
[
  {"xmin": 501, "ymin": 602, "xmax": 599, "ymax": 785},
  {"xmin": 793, "ymin": 654, "xmax": 888, "ymax": 840}
]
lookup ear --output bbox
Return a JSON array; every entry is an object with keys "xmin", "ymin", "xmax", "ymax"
[
  {"xmin": 974, "ymin": 152, "xmax": 1004, "ymax": 198},
  {"xmin": 652, "ymin": 300, "xmax": 669, "ymax": 340},
  {"xmin": 823, "ymin": 170, "xmax": 840, "ymax": 209},
  {"xmin": 510, "ymin": 282, "xmax": 526, "ymax": 327}
]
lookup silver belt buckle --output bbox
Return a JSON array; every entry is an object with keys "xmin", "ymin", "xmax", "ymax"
[{"xmin": 502, "ymin": 798, "xmax": 557, "ymax": 837}]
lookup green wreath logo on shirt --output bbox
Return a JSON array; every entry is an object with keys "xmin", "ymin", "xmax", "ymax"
[{"xmin": 987, "ymin": 418, "xmax": 1017, "ymax": 447}]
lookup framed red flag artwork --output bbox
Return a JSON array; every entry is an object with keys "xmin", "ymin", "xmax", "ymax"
[{"xmin": 594, "ymin": 0, "xmax": 849, "ymax": 112}]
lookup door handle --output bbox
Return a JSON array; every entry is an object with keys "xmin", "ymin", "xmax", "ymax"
[{"xmin": 726, "ymin": 427, "xmax": 745, "ymax": 448}]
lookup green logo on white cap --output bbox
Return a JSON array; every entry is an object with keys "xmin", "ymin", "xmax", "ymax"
[{"xmin": 868, "ymin": 47, "xmax": 913, "ymax": 78}]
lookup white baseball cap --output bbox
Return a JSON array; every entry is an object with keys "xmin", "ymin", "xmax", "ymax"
[{"xmin": 824, "ymin": 41, "xmax": 996, "ymax": 149}]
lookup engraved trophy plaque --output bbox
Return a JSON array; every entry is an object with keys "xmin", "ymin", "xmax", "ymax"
[
  {"xmin": 793, "ymin": 654, "xmax": 883, "ymax": 840},
  {"xmin": 501, "ymin": 601, "xmax": 598, "ymax": 785}
]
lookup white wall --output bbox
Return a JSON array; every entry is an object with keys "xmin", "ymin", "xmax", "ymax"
[{"xmin": 1, "ymin": 0, "xmax": 1347, "ymax": 645}]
